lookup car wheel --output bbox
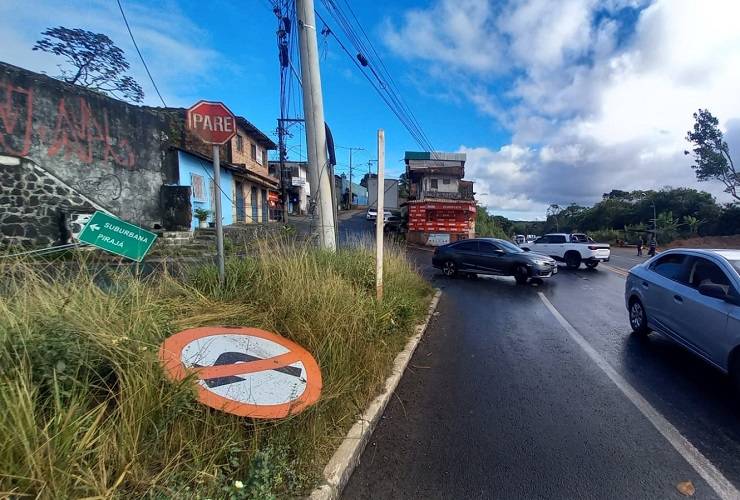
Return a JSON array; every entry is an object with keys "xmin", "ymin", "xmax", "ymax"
[
  {"xmin": 565, "ymin": 252, "xmax": 581, "ymax": 269},
  {"xmin": 514, "ymin": 265, "xmax": 529, "ymax": 285},
  {"xmin": 629, "ymin": 298, "xmax": 650, "ymax": 336},
  {"xmin": 442, "ymin": 260, "xmax": 457, "ymax": 277},
  {"xmin": 585, "ymin": 261, "xmax": 599, "ymax": 269}
]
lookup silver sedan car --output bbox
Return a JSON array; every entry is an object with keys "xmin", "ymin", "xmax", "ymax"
[{"xmin": 625, "ymin": 249, "xmax": 740, "ymax": 388}]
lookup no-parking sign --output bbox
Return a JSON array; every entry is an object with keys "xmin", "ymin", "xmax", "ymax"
[{"xmin": 159, "ymin": 327, "xmax": 322, "ymax": 419}]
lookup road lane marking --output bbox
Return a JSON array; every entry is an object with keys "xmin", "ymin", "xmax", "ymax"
[
  {"xmin": 538, "ymin": 292, "xmax": 739, "ymax": 500},
  {"xmin": 602, "ymin": 263, "xmax": 629, "ymax": 278}
]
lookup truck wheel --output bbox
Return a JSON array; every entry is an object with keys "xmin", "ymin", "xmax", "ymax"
[
  {"xmin": 585, "ymin": 261, "xmax": 599, "ymax": 269},
  {"xmin": 629, "ymin": 298, "xmax": 650, "ymax": 336},
  {"xmin": 514, "ymin": 265, "xmax": 529, "ymax": 285},
  {"xmin": 565, "ymin": 252, "xmax": 581, "ymax": 269}
]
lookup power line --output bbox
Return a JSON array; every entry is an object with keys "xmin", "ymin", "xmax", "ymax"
[{"xmin": 116, "ymin": 0, "xmax": 167, "ymax": 107}]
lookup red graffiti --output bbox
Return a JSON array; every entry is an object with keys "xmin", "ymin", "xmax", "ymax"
[
  {"xmin": 0, "ymin": 81, "xmax": 33, "ymax": 156},
  {"xmin": 0, "ymin": 80, "xmax": 136, "ymax": 169},
  {"xmin": 45, "ymin": 97, "xmax": 135, "ymax": 169}
]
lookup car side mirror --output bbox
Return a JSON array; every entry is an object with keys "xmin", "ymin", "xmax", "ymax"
[{"xmin": 698, "ymin": 283, "xmax": 730, "ymax": 301}]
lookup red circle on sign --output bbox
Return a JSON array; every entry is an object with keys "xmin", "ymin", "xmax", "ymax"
[
  {"xmin": 159, "ymin": 326, "xmax": 322, "ymax": 419},
  {"xmin": 186, "ymin": 100, "xmax": 237, "ymax": 145}
]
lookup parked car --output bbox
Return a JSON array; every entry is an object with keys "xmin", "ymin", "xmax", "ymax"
[
  {"xmin": 383, "ymin": 214, "xmax": 407, "ymax": 236},
  {"xmin": 520, "ymin": 233, "xmax": 610, "ymax": 269},
  {"xmin": 366, "ymin": 207, "xmax": 391, "ymax": 221},
  {"xmin": 514, "ymin": 234, "xmax": 526, "ymax": 245},
  {"xmin": 432, "ymin": 238, "xmax": 558, "ymax": 284},
  {"xmin": 625, "ymin": 249, "xmax": 740, "ymax": 388}
]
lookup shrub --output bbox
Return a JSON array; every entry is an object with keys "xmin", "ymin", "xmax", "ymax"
[{"xmin": 0, "ymin": 240, "xmax": 432, "ymax": 498}]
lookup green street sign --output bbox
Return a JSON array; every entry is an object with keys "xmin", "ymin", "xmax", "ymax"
[{"xmin": 78, "ymin": 211, "xmax": 157, "ymax": 262}]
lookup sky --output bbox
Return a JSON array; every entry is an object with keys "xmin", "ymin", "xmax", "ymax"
[{"xmin": 1, "ymin": 0, "xmax": 739, "ymax": 220}]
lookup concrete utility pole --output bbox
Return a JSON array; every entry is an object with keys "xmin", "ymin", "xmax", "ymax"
[
  {"xmin": 212, "ymin": 145, "xmax": 225, "ymax": 283},
  {"xmin": 376, "ymin": 129, "xmax": 385, "ymax": 301},
  {"xmin": 297, "ymin": 0, "xmax": 336, "ymax": 250}
]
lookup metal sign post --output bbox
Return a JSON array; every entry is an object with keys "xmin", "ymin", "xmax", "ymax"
[
  {"xmin": 186, "ymin": 100, "xmax": 237, "ymax": 285},
  {"xmin": 212, "ymin": 145, "xmax": 225, "ymax": 283}
]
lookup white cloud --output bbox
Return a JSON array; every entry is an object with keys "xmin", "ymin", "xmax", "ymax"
[
  {"xmin": 384, "ymin": 0, "xmax": 740, "ymax": 219},
  {"xmin": 0, "ymin": 0, "xmax": 223, "ymax": 107}
]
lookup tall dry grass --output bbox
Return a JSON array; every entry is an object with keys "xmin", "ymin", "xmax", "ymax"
[{"xmin": 0, "ymin": 239, "xmax": 431, "ymax": 498}]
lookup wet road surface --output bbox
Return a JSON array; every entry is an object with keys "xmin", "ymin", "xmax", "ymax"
[{"xmin": 338, "ymin": 215, "xmax": 740, "ymax": 499}]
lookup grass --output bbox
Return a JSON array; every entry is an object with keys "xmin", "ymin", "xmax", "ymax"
[{"xmin": 0, "ymin": 238, "xmax": 432, "ymax": 498}]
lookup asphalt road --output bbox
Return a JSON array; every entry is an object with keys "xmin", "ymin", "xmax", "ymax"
[{"xmin": 338, "ymin": 213, "xmax": 740, "ymax": 500}]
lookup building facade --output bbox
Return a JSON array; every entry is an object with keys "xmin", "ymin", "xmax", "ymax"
[
  {"xmin": 269, "ymin": 160, "xmax": 309, "ymax": 215},
  {"xmin": 404, "ymin": 151, "xmax": 476, "ymax": 245}
]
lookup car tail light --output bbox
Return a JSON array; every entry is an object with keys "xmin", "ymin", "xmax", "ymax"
[{"xmin": 588, "ymin": 245, "xmax": 599, "ymax": 250}]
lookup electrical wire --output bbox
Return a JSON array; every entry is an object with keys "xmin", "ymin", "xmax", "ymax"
[{"xmin": 116, "ymin": 0, "xmax": 167, "ymax": 107}]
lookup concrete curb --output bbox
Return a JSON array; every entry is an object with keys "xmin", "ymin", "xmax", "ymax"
[{"xmin": 308, "ymin": 289, "xmax": 443, "ymax": 500}]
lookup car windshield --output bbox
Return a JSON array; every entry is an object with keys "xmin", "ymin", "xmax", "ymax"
[{"xmin": 497, "ymin": 240, "xmax": 523, "ymax": 253}]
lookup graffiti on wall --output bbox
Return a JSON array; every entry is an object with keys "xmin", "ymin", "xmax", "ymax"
[{"xmin": 0, "ymin": 80, "xmax": 136, "ymax": 169}]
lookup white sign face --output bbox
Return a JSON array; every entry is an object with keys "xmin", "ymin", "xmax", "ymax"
[
  {"xmin": 427, "ymin": 233, "xmax": 450, "ymax": 246},
  {"xmin": 291, "ymin": 177, "xmax": 306, "ymax": 187},
  {"xmin": 181, "ymin": 334, "xmax": 307, "ymax": 406}
]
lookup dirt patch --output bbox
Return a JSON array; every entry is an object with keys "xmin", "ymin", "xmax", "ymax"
[{"xmin": 665, "ymin": 234, "xmax": 740, "ymax": 249}]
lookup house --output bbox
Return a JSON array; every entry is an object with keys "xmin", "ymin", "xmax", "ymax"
[
  {"xmin": 227, "ymin": 117, "xmax": 280, "ymax": 224},
  {"xmin": 269, "ymin": 160, "xmax": 309, "ymax": 215},
  {"xmin": 404, "ymin": 151, "xmax": 476, "ymax": 245},
  {"xmin": 169, "ymin": 118, "xmax": 278, "ymax": 230}
]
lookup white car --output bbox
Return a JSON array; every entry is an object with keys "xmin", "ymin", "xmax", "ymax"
[
  {"xmin": 366, "ymin": 208, "xmax": 391, "ymax": 221},
  {"xmin": 520, "ymin": 232, "xmax": 611, "ymax": 269}
]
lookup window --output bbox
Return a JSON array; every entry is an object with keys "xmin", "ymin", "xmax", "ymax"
[
  {"xmin": 442, "ymin": 178, "xmax": 451, "ymax": 185},
  {"xmin": 688, "ymin": 257, "xmax": 731, "ymax": 290},
  {"xmin": 727, "ymin": 259, "xmax": 740, "ymax": 275},
  {"xmin": 651, "ymin": 254, "xmax": 687, "ymax": 282},
  {"xmin": 497, "ymin": 240, "xmax": 523, "ymax": 253},
  {"xmin": 454, "ymin": 241, "xmax": 478, "ymax": 252},
  {"xmin": 256, "ymin": 147, "xmax": 264, "ymax": 165},
  {"xmin": 534, "ymin": 236, "xmax": 548, "ymax": 244},
  {"xmin": 236, "ymin": 134, "xmax": 244, "ymax": 152},
  {"xmin": 430, "ymin": 178, "xmax": 439, "ymax": 189},
  {"xmin": 570, "ymin": 234, "xmax": 588, "ymax": 243},
  {"xmin": 250, "ymin": 143, "xmax": 257, "ymax": 161},
  {"xmin": 551, "ymin": 235, "xmax": 567, "ymax": 243},
  {"xmin": 479, "ymin": 242, "xmax": 502, "ymax": 254},
  {"xmin": 191, "ymin": 173, "xmax": 206, "ymax": 201}
]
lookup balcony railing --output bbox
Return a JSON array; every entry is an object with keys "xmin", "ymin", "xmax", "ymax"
[{"xmin": 422, "ymin": 189, "xmax": 474, "ymax": 200}]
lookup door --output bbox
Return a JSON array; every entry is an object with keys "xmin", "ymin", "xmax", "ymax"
[
  {"xmin": 452, "ymin": 241, "xmax": 479, "ymax": 271},
  {"xmin": 261, "ymin": 189, "xmax": 269, "ymax": 223},
  {"xmin": 645, "ymin": 253, "xmax": 690, "ymax": 336},
  {"xmin": 235, "ymin": 182, "xmax": 245, "ymax": 223},
  {"xmin": 251, "ymin": 186, "xmax": 258, "ymax": 223},
  {"xmin": 549, "ymin": 234, "xmax": 567, "ymax": 258},
  {"xmin": 476, "ymin": 241, "xmax": 507, "ymax": 273},
  {"xmin": 530, "ymin": 236, "xmax": 551, "ymax": 256},
  {"xmin": 674, "ymin": 256, "xmax": 733, "ymax": 364}
]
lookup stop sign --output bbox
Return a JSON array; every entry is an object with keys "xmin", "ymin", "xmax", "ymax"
[{"xmin": 186, "ymin": 100, "xmax": 237, "ymax": 145}]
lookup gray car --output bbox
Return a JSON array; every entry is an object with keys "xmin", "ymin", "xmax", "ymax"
[
  {"xmin": 625, "ymin": 249, "xmax": 740, "ymax": 388},
  {"xmin": 432, "ymin": 238, "xmax": 557, "ymax": 284}
]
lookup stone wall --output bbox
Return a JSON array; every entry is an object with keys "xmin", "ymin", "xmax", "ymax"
[{"xmin": 0, "ymin": 154, "xmax": 99, "ymax": 246}]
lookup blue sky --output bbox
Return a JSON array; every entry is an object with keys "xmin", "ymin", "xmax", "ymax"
[{"xmin": 2, "ymin": 0, "xmax": 739, "ymax": 219}]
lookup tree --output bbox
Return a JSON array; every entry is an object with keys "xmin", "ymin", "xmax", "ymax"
[
  {"xmin": 546, "ymin": 204, "xmax": 563, "ymax": 231},
  {"xmin": 685, "ymin": 109, "xmax": 739, "ymax": 202},
  {"xmin": 33, "ymin": 27, "xmax": 144, "ymax": 103},
  {"xmin": 398, "ymin": 172, "xmax": 410, "ymax": 199}
]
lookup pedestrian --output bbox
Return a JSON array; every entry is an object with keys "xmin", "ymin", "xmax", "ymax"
[
  {"xmin": 636, "ymin": 237, "xmax": 643, "ymax": 256},
  {"xmin": 648, "ymin": 237, "xmax": 657, "ymax": 257}
]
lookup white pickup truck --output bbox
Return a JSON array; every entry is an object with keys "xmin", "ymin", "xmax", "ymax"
[{"xmin": 520, "ymin": 233, "xmax": 611, "ymax": 269}]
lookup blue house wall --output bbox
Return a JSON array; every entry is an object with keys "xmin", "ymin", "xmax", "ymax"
[{"xmin": 177, "ymin": 151, "xmax": 234, "ymax": 230}]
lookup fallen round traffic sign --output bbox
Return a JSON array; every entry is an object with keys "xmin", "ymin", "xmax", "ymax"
[{"xmin": 159, "ymin": 326, "xmax": 322, "ymax": 419}]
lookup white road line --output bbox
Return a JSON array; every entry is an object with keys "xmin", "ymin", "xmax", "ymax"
[{"xmin": 538, "ymin": 292, "xmax": 739, "ymax": 500}]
